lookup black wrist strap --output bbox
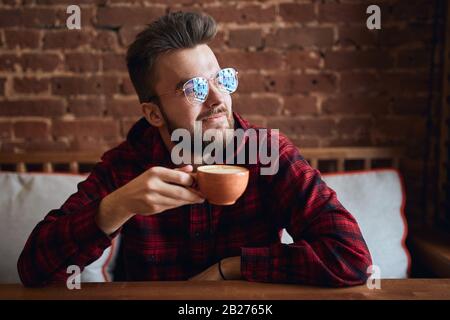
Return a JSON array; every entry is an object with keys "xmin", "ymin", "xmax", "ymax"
[{"xmin": 218, "ymin": 260, "xmax": 226, "ymax": 280}]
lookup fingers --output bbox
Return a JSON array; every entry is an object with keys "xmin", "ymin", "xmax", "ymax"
[
  {"xmin": 152, "ymin": 194, "xmax": 203, "ymax": 209},
  {"xmin": 158, "ymin": 182, "xmax": 205, "ymax": 203},
  {"xmin": 152, "ymin": 166, "xmax": 195, "ymax": 187},
  {"xmin": 146, "ymin": 166, "xmax": 204, "ymax": 205},
  {"xmin": 176, "ymin": 166, "xmax": 197, "ymax": 188},
  {"xmin": 174, "ymin": 165, "xmax": 193, "ymax": 173},
  {"xmin": 188, "ymin": 172, "xmax": 198, "ymax": 189}
]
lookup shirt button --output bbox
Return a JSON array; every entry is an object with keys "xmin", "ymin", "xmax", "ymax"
[{"xmin": 194, "ymin": 232, "xmax": 200, "ymax": 238}]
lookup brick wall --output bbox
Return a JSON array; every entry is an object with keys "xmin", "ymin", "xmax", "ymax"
[{"xmin": 0, "ymin": 0, "xmax": 441, "ymax": 222}]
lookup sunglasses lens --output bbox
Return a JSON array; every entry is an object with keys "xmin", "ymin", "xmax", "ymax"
[
  {"xmin": 217, "ymin": 68, "xmax": 238, "ymax": 94},
  {"xmin": 184, "ymin": 77, "xmax": 208, "ymax": 104}
]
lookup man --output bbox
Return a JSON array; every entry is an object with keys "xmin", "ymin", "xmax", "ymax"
[{"xmin": 18, "ymin": 11, "xmax": 372, "ymax": 287}]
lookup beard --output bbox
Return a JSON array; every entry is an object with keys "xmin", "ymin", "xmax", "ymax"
[
  {"xmin": 196, "ymin": 105, "xmax": 234, "ymax": 149},
  {"xmin": 159, "ymin": 104, "xmax": 235, "ymax": 163}
]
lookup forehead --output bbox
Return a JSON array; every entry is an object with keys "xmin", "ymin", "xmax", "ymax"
[{"xmin": 153, "ymin": 44, "xmax": 220, "ymax": 92}]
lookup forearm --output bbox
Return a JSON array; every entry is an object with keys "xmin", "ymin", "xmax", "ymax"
[
  {"xmin": 96, "ymin": 194, "xmax": 135, "ymax": 236},
  {"xmin": 241, "ymin": 188, "xmax": 372, "ymax": 286},
  {"xmin": 241, "ymin": 234, "xmax": 372, "ymax": 287}
]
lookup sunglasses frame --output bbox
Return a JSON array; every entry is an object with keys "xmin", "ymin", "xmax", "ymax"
[{"xmin": 149, "ymin": 67, "xmax": 239, "ymax": 105}]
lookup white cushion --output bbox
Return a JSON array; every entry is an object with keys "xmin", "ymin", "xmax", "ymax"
[
  {"xmin": 0, "ymin": 172, "xmax": 118, "ymax": 284},
  {"xmin": 80, "ymin": 236, "xmax": 120, "ymax": 282},
  {"xmin": 281, "ymin": 169, "xmax": 410, "ymax": 279}
]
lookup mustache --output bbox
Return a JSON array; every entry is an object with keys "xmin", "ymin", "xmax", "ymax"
[{"xmin": 197, "ymin": 106, "xmax": 228, "ymax": 120}]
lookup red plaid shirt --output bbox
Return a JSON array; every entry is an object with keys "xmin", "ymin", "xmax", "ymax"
[{"xmin": 18, "ymin": 112, "xmax": 372, "ymax": 287}]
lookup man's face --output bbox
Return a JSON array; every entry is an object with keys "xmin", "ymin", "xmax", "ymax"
[{"xmin": 152, "ymin": 44, "xmax": 234, "ymax": 138}]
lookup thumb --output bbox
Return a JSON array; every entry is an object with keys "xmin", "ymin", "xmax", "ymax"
[
  {"xmin": 175, "ymin": 165, "xmax": 200, "ymax": 190},
  {"xmin": 174, "ymin": 165, "xmax": 193, "ymax": 173}
]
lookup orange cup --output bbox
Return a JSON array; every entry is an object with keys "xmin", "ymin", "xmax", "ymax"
[{"xmin": 196, "ymin": 165, "xmax": 249, "ymax": 205}]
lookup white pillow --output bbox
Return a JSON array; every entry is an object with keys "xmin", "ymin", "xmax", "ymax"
[
  {"xmin": 281, "ymin": 169, "xmax": 410, "ymax": 279},
  {"xmin": 80, "ymin": 235, "xmax": 120, "ymax": 282},
  {"xmin": 0, "ymin": 172, "xmax": 118, "ymax": 284}
]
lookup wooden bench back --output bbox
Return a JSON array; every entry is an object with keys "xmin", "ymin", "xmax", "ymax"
[{"xmin": 0, "ymin": 147, "xmax": 403, "ymax": 174}]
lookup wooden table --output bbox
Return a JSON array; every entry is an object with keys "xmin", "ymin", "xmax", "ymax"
[{"xmin": 0, "ymin": 279, "xmax": 449, "ymax": 300}]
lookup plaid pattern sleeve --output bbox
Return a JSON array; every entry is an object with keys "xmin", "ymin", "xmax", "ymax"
[
  {"xmin": 241, "ymin": 137, "xmax": 373, "ymax": 287},
  {"xmin": 17, "ymin": 160, "xmax": 118, "ymax": 287}
]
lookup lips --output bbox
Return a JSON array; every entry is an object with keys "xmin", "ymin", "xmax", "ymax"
[{"xmin": 203, "ymin": 112, "xmax": 226, "ymax": 121}]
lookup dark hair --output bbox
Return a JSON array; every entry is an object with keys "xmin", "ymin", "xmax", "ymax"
[{"xmin": 126, "ymin": 11, "xmax": 217, "ymax": 103}]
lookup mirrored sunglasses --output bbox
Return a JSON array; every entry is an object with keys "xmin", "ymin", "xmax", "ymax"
[{"xmin": 182, "ymin": 68, "xmax": 239, "ymax": 105}]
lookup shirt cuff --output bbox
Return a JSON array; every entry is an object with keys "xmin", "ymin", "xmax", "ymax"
[
  {"xmin": 68, "ymin": 199, "xmax": 118, "ymax": 250},
  {"xmin": 241, "ymin": 247, "xmax": 271, "ymax": 282}
]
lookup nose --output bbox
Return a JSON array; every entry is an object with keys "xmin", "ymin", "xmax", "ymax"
[{"xmin": 204, "ymin": 80, "xmax": 224, "ymax": 109}]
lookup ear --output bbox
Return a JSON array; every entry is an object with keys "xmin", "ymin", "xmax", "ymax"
[{"xmin": 142, "ymin": 102, "xmax": 165, "ymax": 128}]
